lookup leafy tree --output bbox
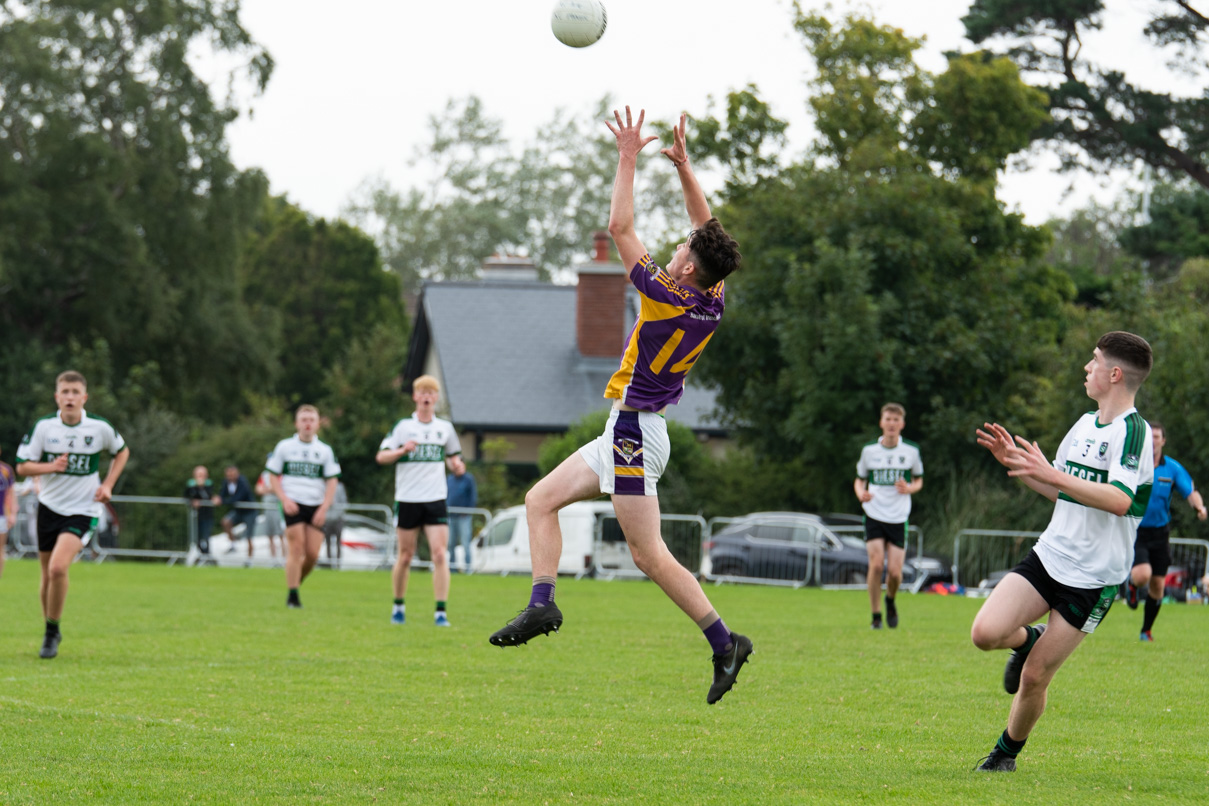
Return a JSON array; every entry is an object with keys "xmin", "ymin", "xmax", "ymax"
[
  {"xmin": 962, "ymin": 0, "xmax": 1209, "ymax": 189},
  {"xmin": 1043, "ymin": 198, "xmax": 1144, "ymax": 304},
  {"xmin": 1119, "ymin": 183, "xmax": 1209, "ymax": 274},
  {"xmin": 345, "ymin": 96, "xmax": 685, "ymax": 293},
  {"xmin": 0, "ymin": 0, "xmax": 279, "ymax": 422},
  {"xmin": 240, "ymin": 196, "xmax": 405, "ymax": 408},
  {"xmin": 691, "ymin": 11, "xmax": 1073, "ymax": 525}
]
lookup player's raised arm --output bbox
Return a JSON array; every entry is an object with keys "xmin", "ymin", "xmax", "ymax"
[
  {"xmin": 605, "ymin": 105, "xmax": 657, "ymax": 270},
  {"xmin": 661, "ymin": 113, "xmax": 711, "ymax": 229}
]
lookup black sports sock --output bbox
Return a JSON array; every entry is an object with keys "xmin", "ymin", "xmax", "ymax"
[
  {"xmin": 1142, "ymin": 599, "xmax": 1161, "ymax": 633},
  {"xmin": 996, "ymin": 729, "xmax": 1027, "ymax": 758},
  {"xmin": 435, "ymin": 601, "xmax": 446, "ymax": 612},
  {"xmin": 394, "ymin": 598, "xmax": 404, "ymax": 606},
  {"xmin": 1014, "ymin": 624, "xmax": 1039, "ymax": 652},
  {"xmin": 46, "ymin": 618, "xmax": 60, "ymax": 635}
]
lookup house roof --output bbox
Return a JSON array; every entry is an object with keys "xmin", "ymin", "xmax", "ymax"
[{"xmin": 404, "ymin": 280, "xmax": 726, "ymax": 434}]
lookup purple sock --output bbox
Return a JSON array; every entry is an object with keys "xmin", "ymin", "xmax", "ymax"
[
  {"xmin": 703, "ymin": 618, "xmax": 732, "ymax": 655},
  {"xmin": 529, "ymin": 582, "xmax": 555, "ymax": 608}
]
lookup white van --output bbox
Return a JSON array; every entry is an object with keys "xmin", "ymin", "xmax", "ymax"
[{"xmin": 474, "ymin": 500, "xmax": 640, "ymax": 577}]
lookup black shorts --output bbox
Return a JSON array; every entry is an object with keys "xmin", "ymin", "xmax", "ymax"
[
  {"xmin": 864, "ymin": 517, "xmax": 906, "ymax": 549},
  {"xmin": 284, "ymin": 503, "xmax": 320, "ymax": 528},
  {"xmin": 396, "ymin": 500, "xmax": 448, "ymax": 530},
  {"xmin": 1012, "ymin": 549, "xmax": 1117, "ymax": 634},
  {"xmin": 37, "ymin": 503, "xmax": 97, "ymax": 553},
  {"xmin": 1132, "ymin": 525, "xmax": 1171, "ymax": 576}
]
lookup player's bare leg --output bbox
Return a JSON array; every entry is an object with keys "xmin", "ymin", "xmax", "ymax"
[
  {"xmin": 299, "ymin": 525, "xmax": 323, "ymax": 581},
  {"xmin": 38, "ymin": 534, "xmax": 81, "ymax": 658},
  {"xmin": 866, "ymin": 539, "xmax": 885, "ymax": 626},
  {"xmin": 971, "ymin": 573, "xmax": 1050, "ymax": 651},
  {"xmin": 392, "ymin": 527, "xmax": 420, "ymax": 599},
  {"xmin": 0, "ymin": 531, "xmax": 7, "ymax": 579},
  {"xmin": 490, "ymin": 453, "xmax": 606, "ymax": 647}
]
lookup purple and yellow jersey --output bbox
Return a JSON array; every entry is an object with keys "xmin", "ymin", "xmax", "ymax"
[{"xmin": 604, "ymin": 253, "xmax": 725, "ymax": 411}]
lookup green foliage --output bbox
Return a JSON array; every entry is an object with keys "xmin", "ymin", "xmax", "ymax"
[
  {"xmin": 471, "ymin": 437, "xmax": 525, "ymax": 513},
  {"xmin": 1043, "ymin": 199, "xmax": 1144, "ymax": 305},
  {"xmin": 240, "ymin": 196, "xmax": 404, "ymax": 407},
  {"xmin": 962, "ymin": 0, "xmax": 1209, "ymax": 190},
  {"xmin": 1119, "ymin": 184, "xmax": 1209, "ymax": 276},
  {"xmin": 345, "ymin": 96, "xmax": 684, "ymax": 292}
]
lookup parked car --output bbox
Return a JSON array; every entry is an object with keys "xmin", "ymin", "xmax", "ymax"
[
  {"xmin": 703, "ymin": 511, "xmax": 950, "ymax": 587},
  {"xmin": 474, "ymin": 500, "xmax": 636, "ymax": 576}
]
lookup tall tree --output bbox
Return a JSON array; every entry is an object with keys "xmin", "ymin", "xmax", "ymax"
[
  {"xmin": 0, "ymin": 0, "xmax": 278, "ymax": 422},
  {"xmin": 691, "ymin": 11, "xmax": 1072, "ymax": 520},
  {"xmin": 962, "ymin": 0, "xmax": 1209, "ymax": 189},
  {"xmin": 240, "ymin": 197, "xmax": 405, "ymax": 408}
]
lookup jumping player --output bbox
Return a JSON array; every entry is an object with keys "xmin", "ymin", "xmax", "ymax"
[
  {"xmin": 854, "ymin": 403, "xmax": 923, "ymax": 629},
  {"xmin": 16, "ymin": 371, "xmax": 130, "ymax": 658},
  {"xmin": 489, "ymin": 108, "xmax": 750, "ymax": 704},
  {"xmin": 376, "ymin": 375, "xmax": 465, "ymax": 627},
  {"xmin": 266, "ymin": 405, "xmax": 341, "ymax": 609},
  {"xmin": 970, "ymin": 332, "xmax": 1154, "ymax": 771},
  {"xmin": 1124, "ymin": 421, "xmax": 1207, "ymax": 640}
]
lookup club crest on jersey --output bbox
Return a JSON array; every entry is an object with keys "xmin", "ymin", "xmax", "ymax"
[
  {"xmin": 614, "ymin": 439, "xmax": 642, "ymax": 464},
  {"xmin": 1098, "ymin": 441, "xmax": 1108, "ymax": 457},
  {"xmin": 899, "ymin": 456, "xmax": 906, "ymax": 464},
  {"xmin": 1124, "ymin": 453, "xmax": 1140, "ymax": 470},
  {"xmin": 85, "ymin": 436, "xmax": 93, "ymax": 446}
]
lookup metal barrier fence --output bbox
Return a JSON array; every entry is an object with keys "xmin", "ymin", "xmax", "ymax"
[
  {"xmin": 1168, "ymin": 538, "xmax": 1209, "ymax": 597},
  {"xmin": 952, "ymin": 529, "xmax": 1041, "ymax": 591},
  {"xmin": 591, "ymin": 513, "xmax": 707, "ymax": 580}
]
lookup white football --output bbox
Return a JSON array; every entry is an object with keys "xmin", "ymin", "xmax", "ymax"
[{"xmin": 551, "ymin": 0, "xmax": 607, "ymax": 48}]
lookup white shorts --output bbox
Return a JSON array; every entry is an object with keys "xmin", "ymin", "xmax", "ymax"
[
  {"xmin": 0, "ymin": 515, "xmax": 7, "ymax": 533},
  {"xmin": 577, "ymin": 409, "xmax": 670, "ymax": 497}
]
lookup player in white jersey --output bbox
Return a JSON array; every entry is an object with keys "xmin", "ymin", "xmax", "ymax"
[
  {"xmin": 970, "ymin": 332, "xmax": 1154, "ymax": 772},
  {"xmin": 854, "ymin": 402, "xmax": 923, "ymax": 629},
  {"xmin": 265, "ymin": 405, "xmax": 341, "ymax": 609},
  {"xmin": 15, "ymin": 371, "xmax": 130, "ymax": 659},
  {"xmin": 376, "ymin": 375, "xmax": 465, "ymax": 627}
]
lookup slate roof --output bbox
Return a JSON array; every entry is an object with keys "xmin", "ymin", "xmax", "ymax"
[{"xmin": 404, "ymin": 280, "xmax": 726, "ymax": 434}]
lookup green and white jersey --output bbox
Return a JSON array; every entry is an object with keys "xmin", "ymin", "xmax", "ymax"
[
  {"xmin": 264, "ymin": 435, "xmax": 341, "ymax": 507},
  {"xmin": 856, "ymin": 437, "xmax": 923, "ymax": 524},
  {"xmin": 15, "ymin": 410, "xmax": 126, "ymax": 518},
  {"xmin": 379, "ymin": 415, "xmax": 461, "ymax": 503},
  {"xmin": 1035, "ymin": 408, "xmax": 1154, "ymax": 588}
]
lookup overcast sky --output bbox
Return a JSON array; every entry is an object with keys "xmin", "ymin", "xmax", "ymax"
[{"xmin": 217, "ymin": 0, "xmax": 1194, "ymax": 230}]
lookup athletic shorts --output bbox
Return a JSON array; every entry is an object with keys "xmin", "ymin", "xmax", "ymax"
[
  {"xmin": 284, "ymin": 503, "xmax": 320, "ymax": 528},
  {"xmin": 0, "ymin": 516, "xmax": 7, "ymax": 534},
  {"xmin": 1013, "ymin": 549, "xmax": 1117, "ymax": 634},
  {"xmin": 1132, "ymin": 525, "xmax": 1171, "ymax": 576},
  {"xmin": 864, "ymin": 517, "xmax": 906, "ymax": 549},
  {"xmin": 578, "ymin": 409, "xmax": 670, "ymax": 496},
  {"xmin": 395, "ymin": 500, "xmax": 448, "ymax": 530},
  {"xmin": 36, "ymin": 503, "xmax": 97, "ymax": 553}
]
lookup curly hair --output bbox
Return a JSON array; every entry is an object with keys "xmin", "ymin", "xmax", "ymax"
[{"xmin": 687, "ymin": 218, "xmax": 741, "ymax": 289}]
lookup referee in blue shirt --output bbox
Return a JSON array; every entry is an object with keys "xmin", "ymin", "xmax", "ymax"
[{"xmin": 1126, "ymin": 422, "xmax": 1207, "ymax": 640}]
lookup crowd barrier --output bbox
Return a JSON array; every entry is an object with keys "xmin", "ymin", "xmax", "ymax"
[{"xmin": 590, "ymin": 513, "xmax": 707, "ymax": 580}]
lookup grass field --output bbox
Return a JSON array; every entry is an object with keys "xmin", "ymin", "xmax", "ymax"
[{"xmin": 0, "ymin": 560, "xmax": 1205, "ymax": 804}]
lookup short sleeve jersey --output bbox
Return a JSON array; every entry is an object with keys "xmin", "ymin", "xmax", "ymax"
[
  {"xmin": 15, "ymin": 411, "xmax": 126, "ymax": 518},
  {"xmin": 379, "ymin": 416, "xmax": 461, "ymax": 503},
  {"xmin": 1139, "ymin": 455, "xmax": 1194, "ymax": 528},
  {"xmin": 264, "ymin": 435, "xmax": 341, "ymax": 507},
  {"xmin": 1035, "ymin": 409, "xmax": 1154, "ymax": 588},
  {"xmin": 856, "ymin": 437, "xmax": 924, "ymax": 524},
  {"xmin": 604, "ymin": 253, "xmax": 725, "ymax": 412}
]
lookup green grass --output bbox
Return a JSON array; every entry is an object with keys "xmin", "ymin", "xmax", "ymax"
[{"xmin": 0, "ymin": 560, "xmax": 1205, "ymax": 804}]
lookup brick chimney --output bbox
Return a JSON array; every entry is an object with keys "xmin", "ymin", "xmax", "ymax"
[{"xmin": 576, "ymin": 231, "xmax": 628, "ymax": 358}]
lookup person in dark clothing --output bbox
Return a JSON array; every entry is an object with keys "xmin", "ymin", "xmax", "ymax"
[
  {"xmin": 446, "ymin": 467, "xmax": 478, "ymax": 572},
  {"xmin": 185, "ymin": 465, "xmax": 219, "ymax": 554},
  {"xmin": 220, "ymin": 465, "xmax": 258, "ymax": 557}
]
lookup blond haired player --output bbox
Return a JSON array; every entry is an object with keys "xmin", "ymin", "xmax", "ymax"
[{"xmin": 377, "ymin": 376, "xmax": 465, "ymax": 627}]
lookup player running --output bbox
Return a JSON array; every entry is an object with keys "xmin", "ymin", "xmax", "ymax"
[
  {"xmin": 970, "ymin": 332, "xmax": 1154, "ymax": 772},
  {"xmin": 15, "ymin": 371, "xmax": 130, "ymax": 659},
  {"xmin": 1124, "ymin": 421, "xmax": 1207, "ymax": 640},
  {"xmin": 376, "ymin": 375, "xmax": 465, "ymax": 627},
  {"xmin": 266, "ymin": 405, "xmax": 341, "ymax": 609},
  {"xmin": 489, "ymin": 108, "xmax": 750, "ymax": 704},
  {"xmin": 854, "ymin": 403, "xmax": 923, "ymax": 629}
]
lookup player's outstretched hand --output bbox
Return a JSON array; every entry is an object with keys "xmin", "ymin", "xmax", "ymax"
[
  {"xmin": 975, "ymin": 422, "xmax": 1015, "ymax": 467},
  {"xmin": 1004, "ymin": 436, "xmax": 1051, "ymax": 481},
  {"xmin": 605, "ymin": 106, "xmax": 658, "ymax": 159},
  {"xmin": 660, "ymin": 113, "xmax": 688, "ymax": 166}
]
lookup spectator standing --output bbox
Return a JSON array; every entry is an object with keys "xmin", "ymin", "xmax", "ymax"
[
  {"xmin": 219, "ymin": 465, "xmax": 257, "ymax": 557},
  {"xmin": 255, "ymin": 464, "xmax": 284, "ymax": 558},
  {"xmin": 184, "ymin": 465, "xmax": 219, "ymax": 555},
  {"xmin": 0, "ymin": 445, "xmax": 16, "ymax": 580},
  {"xmin": 446, "ymin": 466, "xmax": 478, "ymax": 573},
  {"xmin": 322, "ymin": 481, "xmax": 348, "ymax": 562}
]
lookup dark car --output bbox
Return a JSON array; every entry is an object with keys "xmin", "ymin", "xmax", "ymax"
[{"xmin": 704, "ymin": 512, "xmax": 949, "ymax": 587}]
